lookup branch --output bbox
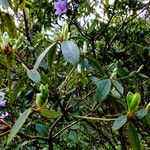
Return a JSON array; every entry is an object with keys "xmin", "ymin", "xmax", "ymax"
[{"xmin": 23, "ymin": 9, "xmax": 32, "ymax": 44}]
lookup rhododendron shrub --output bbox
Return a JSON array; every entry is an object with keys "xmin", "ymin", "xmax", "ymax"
[{"xmin": 0, "ymin": 0, "xmax": 149, "ymax": 149}]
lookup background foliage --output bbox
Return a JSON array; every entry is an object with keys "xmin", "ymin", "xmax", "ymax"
[{"xmin": 0, "ymin": 0, "xmax": 150, "ymax": 149}]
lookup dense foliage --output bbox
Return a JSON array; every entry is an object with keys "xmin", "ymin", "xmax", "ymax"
[{"xmin": 0, "ymin": 0, "xmax": 150, "ymax": 149}]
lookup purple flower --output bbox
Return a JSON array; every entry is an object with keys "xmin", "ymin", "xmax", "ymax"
[
  {"xmin": 0, "ymin": 112, "xmax": 9, "ymax": 119},
  {"xmin": 139, "ymin": 9, "xmax": 149, "ymax": 19},
  {"xmin": 0, "ymin": 92, "xmax": 6, "ymax": 106},
  {"xmin": 54, "ymin": 0, "xmax": 68, "ymax": 15}
]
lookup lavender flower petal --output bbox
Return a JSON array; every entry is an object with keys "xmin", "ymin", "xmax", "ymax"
[
  {"xmin": 54, "ymin": 0, "xmax": 68, "ymax": 15},
  {"xmin": 0, "ymin": 112, "xmax": 9, "ymax": 119},
  {"xmin": 0, "ymin": 92, "xmax": 6, "ymax": 106}
]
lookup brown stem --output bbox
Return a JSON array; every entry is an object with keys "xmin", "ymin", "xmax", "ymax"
[{"xmin": 23, "ymin": 9, "xmax": 32, "ymax": 45}]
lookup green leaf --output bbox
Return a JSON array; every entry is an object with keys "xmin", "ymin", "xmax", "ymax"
[
  {"xmin": 138, "ymin": 73, "xmax": 149, "ymax": 79},
  {"xmin": 7, "ymin": 108, "xmax": 32, "ymax": 145},
  {"xmin": 94, "ymin": 79, "xmax": 111, "ymax": 102},
  {"xmin": 129, "ymin": 93, "xmax": 141, "ymax": 112},
  {"xmin": 127, "ymin": 92, "xmax": 134, "ymax": 110},
  {"xmin": 13, "ymin": 36, "xmax": 24, "ymax": 50},
  {"xmin": 3, "ymin": 13, "xmax": 17, "ymax": 38},
  {"xmin": 27, "ymin": 69, "xmax": 41, "ymax": 83},
  {"xmin": 87, "ymin": 57, "xmax": 105, "ymax": 75},
  {"xmin": 0, "ymin": 34, "xmax": 3, "ymax": 42},
  {"xmin": 128, "ymin": 123, "xmax": 140, "ymax": 150},
  {"xmin": 34, "ymin": 42, "xmax": 56, "ymax": 70},
  {"xmin": 112, "ymin": 115, "xmax": 127, "ymax": 131},
  {"xmin": 89, "ymin": 76, "xmax": 102, "ymax": 86},
  {"xmin": 111, "ymin": 80, "xmax": 124, "ymax": 99},
  {"xmin": 13, "ymin": 75, "xmax": 28, "ymax": 99},
  {"xmin": 69, "ymin": 131, "xmax": 78, "ymax": 143},
  {"xmin": 137, "ymin": 109, "xmax": 147, "ymax": 119},
  {"xmin": 0, "ymin": 0, "xmax": 9, "ymax": 9},
  {"xmin": 47, "ymin": 43, "xmax": 57, "ymax": 69},
  {"xmin": 61, "ymin": 40, "xmax": 79, "ymax": 65},
  {"xmin": 36, "ymin": 124, "xmax": 48, "ymax": 137},
  {"xmin": 40, "ymin": 110, "xmax": 62, "ymax": 119}
]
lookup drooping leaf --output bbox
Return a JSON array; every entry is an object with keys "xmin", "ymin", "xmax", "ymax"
[
  {"xmin": 7, "ymin": 108, "xmax": 32, "ymax": 145},
  {"xmin": 34, "ymin": 42, "xmax": 56, "ymax": 70},
  {"xmin": 0, "ymin": 0, "xmax": 9, "ymax": 9},
  {"xmin": 27, "ymin": 69, "xmax": 41, "ymax": 83},
  {"xmin": 94, "ymin": 79, "xmax": 111, "ymax": 102},
  {"xmin": 61, "ymin": 40, "xmax": 79, "ymax": 65},
  {"xmin": 41, "ymin": 110, "xmax": 62, "ymax": 119},
  {"xmin": 112, "ymin": 115, "xmax": 127, "ymax": 131},
  {"xmin": 128, "ymin": 123, "xmax": 140, "ymax": 150}
]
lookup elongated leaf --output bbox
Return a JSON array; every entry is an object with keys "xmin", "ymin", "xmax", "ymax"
[
  {"xmin": 112, "ymin": 115, "xmax": 127, "ymax": 131},
  {"xmin": 61, "ymin": 40, "xmax": 79, "ymax": 65},
  {"xmin": 129, "ymin": 93, "xmax": 141, "ymax": 112},
  {"xmin": 47, "ymin": 43, "xmax": 57, "ymax": 69},
  {"xmin": 0, "ymin": 0, "xmax": 9, "ymax": 9},
  {"xmin": 34, "ymin": 42, "xmax": 56, "ymax": 70},
  {"xmin": 27, "ymin": 69, "xmax": 41, "ymax": 83},
  {"xmin": 111, "ymin": 80, "xmax": 124, "ymax": 99},
  {"xmin": 13, "ymin": 75, "xmax": 28, "ymax": 99},
  {"xmin": 112, "ymin": 80, "xmax": 124, "ymax": 95},
  {"xmin": 36, "ymin": 124, "xmax": 48, "ymax": 137},
  {"xmin": 128, "ymin": 123, "xmax": 140, "ymax": 150},
  {"xmin": 3, "ymin": 13, "xmax": 17, "ymax": 38},
  {"xmin": 41, "ymin": 110, "xmax": 62, "ymax": 119},
  {"xmin": 94, "ymin": 79, "xmax": 111, "ymax": 102},
  {"xmin": 7, "ymin": 108, "xmax": 32, "ymax": 145},
  {"xmin": 127, "ymin": 92, "xmax": 134, "ymax": 110},
  {"xmin": 87, "ymin": 57, "xmax": 105, "ymax": 75}
]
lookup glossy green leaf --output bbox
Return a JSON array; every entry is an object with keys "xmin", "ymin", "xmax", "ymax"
[
  {"xmin": 41, "ymin": 110, "xmax": 62, "ymax": 119},
  {"xmin": 61, "ymin": 40, "xmax": 79, "ymax": 65},
  {"xmin": 112, "ymin": 115, "xmax": 127, "ymax": 131},
  {"xmin": 127, "ymin": 92, "xmax": 134, "ymax": 110},
  {"xmin": 34, "ymin": 42, "xmax": 56, "ymax": 70},
  {"xmin": 129, "ymin": 93, "xmax": 141, "ymax": 112},
  {"xmin": 0, "ymin": 0, "xmax": 9, "ymax": 9},
  {"xmin": 128, "ymin": 123, "xmax": 140, "ymax": 150},
  {"xmin": 27, "ymin": 69, "xmax": 41, "ymax": 83},
  {"xmin": 94, "ymin": 79, "xmax": 111, "ymax": 102},
  {"xmin": 7, "ymin": 108, "xmax": 32, "ymax": 145}
]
